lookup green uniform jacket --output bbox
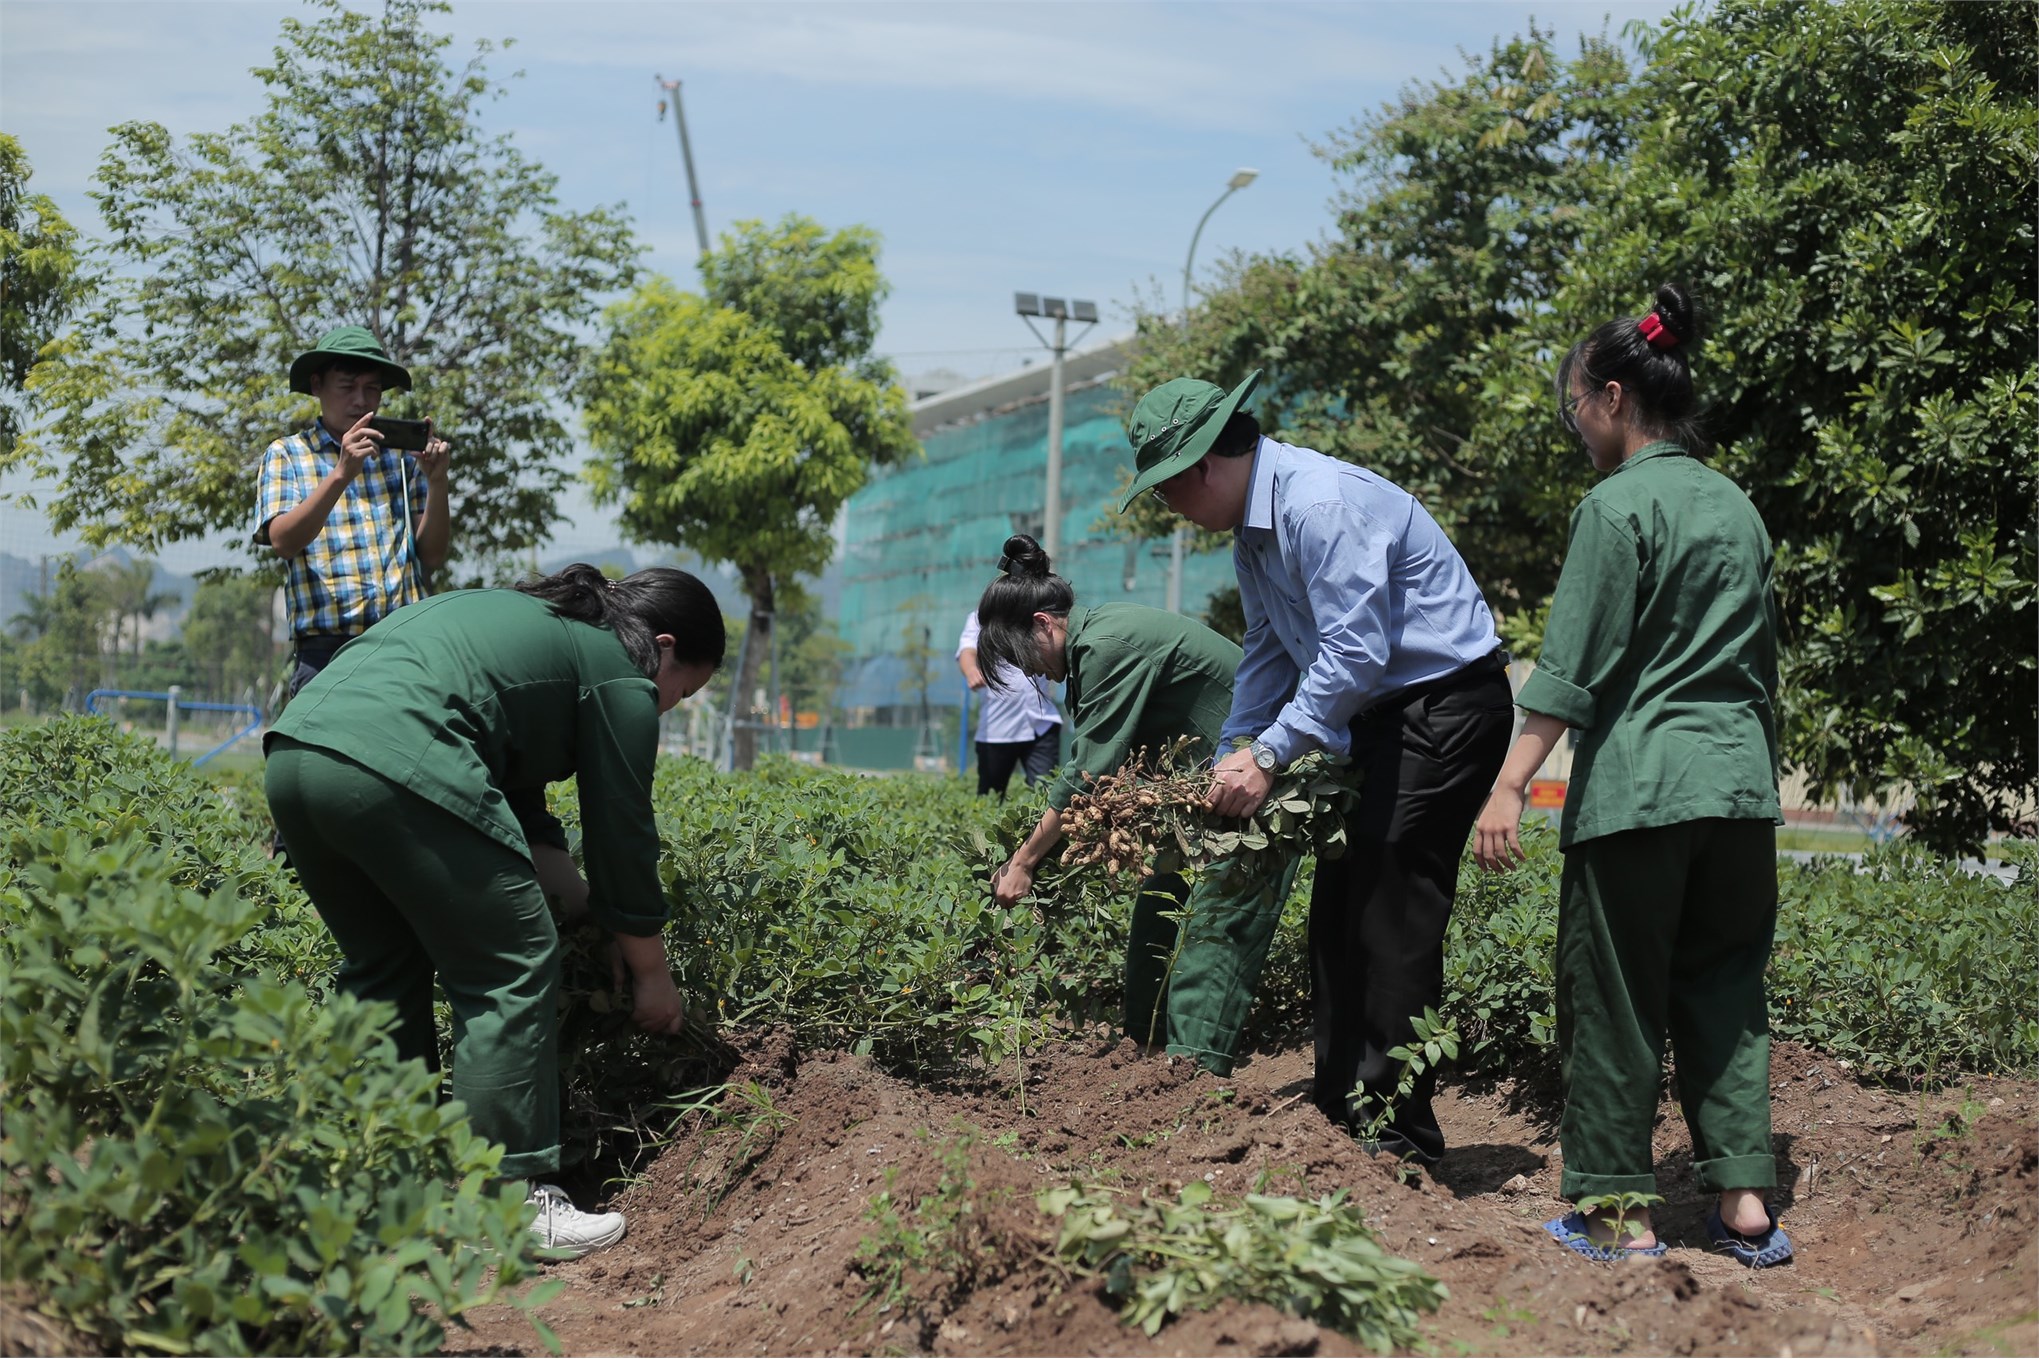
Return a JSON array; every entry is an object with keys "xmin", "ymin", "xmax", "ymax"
[
  {"xmin": 269, "ymin": 589, "xmax": 669, "ymax": 935},
  {"xmin": 1516, "ymin": 443, "xmax": 1781, "ymax": 848},
  {"xmin": 1046, "ymin": 603, "xmax": 1241, "ymax": 812}
]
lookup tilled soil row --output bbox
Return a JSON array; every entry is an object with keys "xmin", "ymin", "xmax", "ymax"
[{"xmin": 454, "ymin": 1031, "xmax": 2036, "ymax": 1356}]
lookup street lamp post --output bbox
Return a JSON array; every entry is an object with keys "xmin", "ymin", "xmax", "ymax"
[
  {"xmin": 1181, "ymin": 168, "xmax": 1259, "ymax": 323},
  {"xmin": 1168, "ymin": 168, "xmax": 1259, "ymax": 612},
  {"xmin": 1015, "ymin": 293, "xmax": 1098, "ymax": 561}
]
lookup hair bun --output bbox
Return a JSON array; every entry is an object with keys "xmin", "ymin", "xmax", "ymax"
[
  {"xmin": 1649, "ymin": 283, "xmax": 1702, "ymax": 350},
  {"xmin": 998, "ymin": 533, "xmax": 1051, "ymax": 578}
]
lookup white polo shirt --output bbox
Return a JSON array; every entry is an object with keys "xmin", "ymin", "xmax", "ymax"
[{"xmin": 958, "ymin": 611, "xmax": 1062, "ymax": 744}]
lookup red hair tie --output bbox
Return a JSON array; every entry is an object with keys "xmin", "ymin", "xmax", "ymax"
[{"xmin": 1638, "ymin": 312, "xmax": 1680, "ymax": 349}]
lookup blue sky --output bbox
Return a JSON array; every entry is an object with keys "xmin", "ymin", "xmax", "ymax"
[{"xmin": 1, "ymin": 0, "xmax": 1679, "ymax": 573}]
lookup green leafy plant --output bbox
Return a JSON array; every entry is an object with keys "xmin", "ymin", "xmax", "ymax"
[
  {"xmin": 1039, "ymin": 1179, "xmax": 1446, "ymax": 1349},
  {"xmin": 0, "ymin": 824, "xmax": 556, "ymax": 1357},
  {"xmin": 1769, "ymin": 840, "xmax": 2037, "ymax": 1080},
  {"xmin": 1353, "ymin": 1008, "xmax": 1461, "ymax": 1153},
  {"xmin": 1572, "ymin": 1192, "xmax": 1664, "ymax": 1244},
  {"xmin": 851, "ymin": 1126, "xmax": 1008, "ymax": 1323}
]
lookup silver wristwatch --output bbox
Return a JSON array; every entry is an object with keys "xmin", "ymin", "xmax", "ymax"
[{"xmin": 1249, "ymin": 739, "xmax": 1278, "ymax": 773}]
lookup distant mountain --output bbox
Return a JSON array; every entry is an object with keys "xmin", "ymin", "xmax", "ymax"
[{"xmin": 0, "ymin": 548, "xmax": 196, "ymax": 643}]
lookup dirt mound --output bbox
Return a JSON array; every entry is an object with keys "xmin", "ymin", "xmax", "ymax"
[{"xmin": 452, "ymin": 1035, "xmax": 2037, "ymax": 1356}]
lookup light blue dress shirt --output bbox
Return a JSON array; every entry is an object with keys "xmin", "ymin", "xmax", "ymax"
[{"xmin": 1221, "ymin": 438, "xmax": 1501, "ymax": 763}]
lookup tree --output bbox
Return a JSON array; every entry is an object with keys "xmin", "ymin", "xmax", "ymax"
[
  {"xmin": 0, "ymin": 133, "xmax": 87, "ymax": 452},
  {"xmin": 774, "ymin": 583, "xmax": 851, "ymax": 725},
  {"xmin": 1118, "ymin": 25, "xmax": 1642, "ymax": 614},
  {"xmin": 102, "ymin": 558, "xmax": 181, "ymax": 668},
  {"xmin": 180, "ymin": 570, "xmax": 285, "ymax": 701},
  {"xmin": 4, "ymin": 0, "xmax": 638, "ymax": 567},
  {"xmin": 5, "ymin": 561, "xmax": 117, "ymax": 707},
  {"xmin": 1567, "ymin": 0, "xmax": 2035, "ymax": 851},
  {"xmin": 583, "ymin": 216, "xmax": 918, "ymax": 768},
  {"xmin": 1124, "ymin": 0, "xmax": 2034, "ymax": 853}
]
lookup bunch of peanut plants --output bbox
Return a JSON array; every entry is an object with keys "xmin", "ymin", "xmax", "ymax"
[{"xmin": 1059, "ymin": 738, "xmax": 1358, "ymax": 883}]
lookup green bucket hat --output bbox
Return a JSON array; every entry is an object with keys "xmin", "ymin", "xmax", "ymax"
[
  {"xmin": 1118, "ymin": 368, "xmax": 1261, "ymax": 512},
  {"xmin": 288, "ymin": 325, "xmax": 412, "ymax": 394}
]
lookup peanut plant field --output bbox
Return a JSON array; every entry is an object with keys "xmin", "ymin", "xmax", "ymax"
[{"xmin": 2, "ymin": 717, "xmax": 2033, "ymax": 1357}]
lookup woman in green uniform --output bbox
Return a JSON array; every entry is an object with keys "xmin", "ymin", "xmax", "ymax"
[
  {"xmin": 1473, "ymin": 285, "xmax": 1791, "ymax": 1268},
  {"xmin": 265, "ymin": 562, "xmax": 723, "ymax": 1258},
  {"xmin": 980, "ymin": 534, "xmax": 1293, "ymax": 1075}
]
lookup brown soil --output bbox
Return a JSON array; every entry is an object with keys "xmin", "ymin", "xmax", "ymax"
[{"xmin": 453, "ymin": 1033, "xmax": 2037, "ymax": 1357}]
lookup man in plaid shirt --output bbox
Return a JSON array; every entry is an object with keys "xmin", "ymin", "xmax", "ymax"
[{"xmin": 255, "ymin": 326, "xmax": 453, "ymax": 694}]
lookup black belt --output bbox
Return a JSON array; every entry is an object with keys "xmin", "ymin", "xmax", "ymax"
[
  {"xmin": 1355, "ymin": 648, "xmax": 1509, "ymax": 724},
  {"xmin": 292, "ymin": 634, "xmax": 357, "ymax": 666}
]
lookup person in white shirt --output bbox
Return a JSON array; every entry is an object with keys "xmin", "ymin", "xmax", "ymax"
[{"xmin": 957, "ymin": 608, "xmax": 1062, "ymax": 795}]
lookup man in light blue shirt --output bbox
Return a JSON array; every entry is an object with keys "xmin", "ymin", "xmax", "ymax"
[{"xmin": 1121, "ymin": 370, "xmax": 1512, "ymax": 1166}]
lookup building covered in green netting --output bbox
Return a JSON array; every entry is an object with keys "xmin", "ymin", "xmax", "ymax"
[{"xmin": 834, "ymin": 339, "xmax": 1233, "ymax": 744}]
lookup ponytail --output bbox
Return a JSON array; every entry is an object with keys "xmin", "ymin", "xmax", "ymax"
[
  {"xmin": 516, "ymin": 562, "xmax": 725, "ymax": 679},
  {"xmin": 973, "ymin": 534, "xmax": 1075, "ymax": 689}
]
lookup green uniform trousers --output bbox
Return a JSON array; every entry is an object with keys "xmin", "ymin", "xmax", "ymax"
[
  {"xmin": 1125, "ymin": 856, "xmax": 1299, "ymax": 1077},
  {"xmin": 266, "ymin": 737, "xmax": 564, "ymax": 1179},
  {"xmin": 1557, "ymin": 817, "xmax": 1778, "ymax": 1200}
]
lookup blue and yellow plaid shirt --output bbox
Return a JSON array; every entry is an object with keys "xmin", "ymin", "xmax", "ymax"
[{"xmin": 254, "ymin": 419, "xmax": 427, "ymax": 639}]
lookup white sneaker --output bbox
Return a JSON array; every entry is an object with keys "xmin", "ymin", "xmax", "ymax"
[{"xmin": 526, "ymin": 1182, "xmax": 626, "ymax": 1259}]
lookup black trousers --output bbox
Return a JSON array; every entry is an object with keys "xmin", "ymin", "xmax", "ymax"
[
  {"xmin": 287, "ymin": 634, "xmax": 353, "ymax": 697},
  {"xmin": 976, "ymin": 725, "xmax": 1059, "ymax": 796},
  {"xmin": 1309, "ymin": 654, "xmax": 1513, "ymax": 1160},
  {"xmin": 270, "ymin": 634, "xmax": 355, "ymax": 858}
]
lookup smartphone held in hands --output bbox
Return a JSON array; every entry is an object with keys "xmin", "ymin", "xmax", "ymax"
[{"xmin": 367, "ymin": 415, "xmax": 432, "ymax": 451}]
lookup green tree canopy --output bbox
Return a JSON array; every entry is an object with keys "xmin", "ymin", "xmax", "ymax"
[
  {"xmin": 1531, "ymin": 0, "xmax": 2036, "ymax": 852},
  {"xmin": 5, "ymin": 560, "xmax": 118, "ymax": 706},
  {"xmin": 1125, "ymin": 0, "xmax": 2034, "ymax": 853},
  {"xmin": 4, "ymin": 0, "xmax": 638, "ymax": 567},
  {"xmin": 180, "ymin": 569, "xmax": 286, "ymax": 702},
  {"xmin": 582, "ymin": 215, "xmax": 918, "ymax": 768},
  {"xmin": 0, "ymin": 133, "xmax": 87, "ymax": 452},
  {"xmin": 1119, "ymin": 24, "xmax": 1640, "ymax": 609}
]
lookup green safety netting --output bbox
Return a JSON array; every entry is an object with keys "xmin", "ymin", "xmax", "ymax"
[{"xmin": 837, "ymin": 379, "xmax": 1232, "ymax": 712}]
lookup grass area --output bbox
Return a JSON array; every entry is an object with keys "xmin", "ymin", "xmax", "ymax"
[{"xmin": 1776, "ymin": 826, "xmax": 1881, "ymax": 854}]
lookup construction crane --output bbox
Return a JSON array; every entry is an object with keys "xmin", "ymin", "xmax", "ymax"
[{"xmin": 654, "ymin": 73, "xmax": 710, "ymax": 259}]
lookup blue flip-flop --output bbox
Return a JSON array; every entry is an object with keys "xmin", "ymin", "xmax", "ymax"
[
  {"xmin": 1543, "ymin": 1211, "xmax": 1668, "ymax": 1262},
  {"xmin": 1706, "ymin": 1204, "xmax": 1794, "ymax": 1268}
]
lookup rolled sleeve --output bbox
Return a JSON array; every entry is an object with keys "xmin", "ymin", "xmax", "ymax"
[
  {"xmin": 572, "ymin": 678, "xmax": 669, "ymax": 936},
  {"xmin": 1516, "ymin": 498, "xmax": 1640, "ymax": 730}
]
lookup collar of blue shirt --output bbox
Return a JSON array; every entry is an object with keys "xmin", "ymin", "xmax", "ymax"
[{"xmin": 1242, "ymin": 436, "xmax": 1281, "ymax": 532}]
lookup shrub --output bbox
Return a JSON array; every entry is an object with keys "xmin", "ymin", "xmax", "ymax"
[
  {"xmin": 1438, "ymin": 822, "xmax": 2037, "ymax": 1084},
  {"xmin": 0, "ymin": 826, "xmax": 555, "ymax": 1356},
  {"xmin": 1770, "ymin": 839, "xmax": 2037, "ymax": 1080},
  {"xmin": 0, "ymin": 717, "xmax": 337, "ymax": 991},
  {"xmin": 1444, "ymin": 821, "xmax": 1564, "ymax": 1077},
  {"xmin": 553, "ymin": 759, "xmax": 1131, "ymax": 1067}
]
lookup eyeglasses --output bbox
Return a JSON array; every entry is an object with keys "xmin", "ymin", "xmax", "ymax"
[
  {"xmin": 1560, "ymin": 387, "xmax": 1602, "ymax": 434},
  {"xmin": 1147, "ymin": 467, "xmax": 1191, "ymax": 506}
]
